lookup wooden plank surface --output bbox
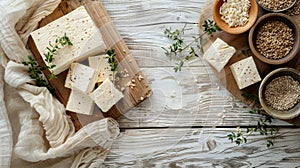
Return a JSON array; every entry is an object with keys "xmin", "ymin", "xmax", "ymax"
[
  {"xmin": 23, "ymin": 0, "xmax": 300, "ymax": 166},
  {"xmin": 117, "ymin": 67, "xmax": 289, "ymax": 128},
  {"xmin": 27, "ymin": 0, "xmax": 152, "ymax": 130},
  {"xmin": 199, "ymin": 0, "xmax": 300, "ymax": 126},
  {"xmin": 105, "ymin": 0, "xmax": 292, "ymax": 128},
  {"xmin": 105, "ymin": 128, "xmax": 300, "ymax": 167},
  {"xmin": 96, "ymin": 0, "xmax": 300, "ymax": 166}
]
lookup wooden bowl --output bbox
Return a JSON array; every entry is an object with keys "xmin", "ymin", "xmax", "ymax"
[
  {"xmin": 256, "ymin": 0, "xmax": 297, "ymax": 13},
  {"xmin": 259, "ymin": 68, "xmax": 300, "ymax": 120},
  {"xmin": 213, "ymin": 0, "xmax": 258, "ymax": 34},
  {"xmin": 248, "ymin": 13, "xmax": 300, "ymax": 65}
]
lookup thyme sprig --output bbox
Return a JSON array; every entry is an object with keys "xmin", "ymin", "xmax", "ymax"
[
  {"xmin": 22, "ymin": 55, "xmax": 54, "ymax": 92},
  {"xmin": 45, "ymin": 33, "xmax": 73, "ymax": 79},
  {"xmin": 203, "ymin": 19, "xmax": 221, "ymax": 36},
  {"xmin": 241, "ymin": 93, "xmax": 259, "ymax": 102},
  {"xmin": 227, "ymin": 93, "xmax": 279, "ymax": 148},
  {"xmin": 22, "ymin": 33, "xmax": 73, "ymax": 92},
  {"xmin": 162, "ymin": 19, "xmax": 220, "ymax": 72},
  {"xmin": 106, "ymin": 49, "xmax": 118, "ymax": 78}
]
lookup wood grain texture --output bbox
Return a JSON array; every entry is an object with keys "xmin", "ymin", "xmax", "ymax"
[
  {"xmin": 23, "ymin": 0, "xmax": 300, "ymax": 166},
  {"xmin": 94, "ymin": 0, "xmax": 300, "ymax": 166},
  {"xmin": 105, "ymin": 128, "xmax": 300, "ymax": 167},
  {"xmin": 84, "ymin": 0, "xmax": 297, "ymax": 128},
  {"xmin": 90, "ymin": 0, "xmax": 292, "ymax": 128},
  {"xmin": 116, "ymin": 67, "xmax": 289, "ymax": 128}
]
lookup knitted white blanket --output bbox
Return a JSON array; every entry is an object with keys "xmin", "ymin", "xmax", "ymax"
[{"xmin": 0, "ymin": 1, "xmax": 120, "ymax": 167}]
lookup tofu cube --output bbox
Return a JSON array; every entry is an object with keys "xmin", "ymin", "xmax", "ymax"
[
  {"xmin": 66, "ymin": 89, "xmax": 95, "ymax": 115},
  {"xmin": 230, "ymin": 57, "xmax": 261, "ymax": 90},
  {"xmin": 204, "ymin": 38, "xmax": 236, "ymax": 72},
  {"xmin": 30, "ymin": 6, "xmax": 106, "ymax": 75},
  {"xmin": 89, "ymin": 78, "xmax": 123, "ymax": 112},
  {"xmin": 65, "ymin": 63, "xmax": 98, "ymax": 94},
  {"xmin": 88, "ymin": 55, "xmax": 113, "ymax": 83}
]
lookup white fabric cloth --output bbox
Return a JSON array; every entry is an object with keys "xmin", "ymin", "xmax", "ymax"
[{"xmin": 0, "ymin": 0, "xmax": 120, "ymax": 167}]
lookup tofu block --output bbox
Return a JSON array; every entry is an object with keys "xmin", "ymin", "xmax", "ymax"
[
  {"xmin": 230, "ymin": 57, "xmax": 261, "ymax": 90},
  {"xmin": 90, "ymin": 78, "xmax": 123, "ymax": 112},
  {"xmin": 66, "ymin": 89, "xmax": 95, "ymax": 115},
  {"xmin": 88, "ymin": 55, "xmax": 113, "ymax": 83},
  {"xmin": 30, "ymin": 6, "xmax": 106, "ymax": 75},
  {"xmin": 65, "ymin": 63, "xmax": 98, "ymax": 94},
  {"xmin": 204, "ymin": 38, "xmax": 236, "ymax": 72}
]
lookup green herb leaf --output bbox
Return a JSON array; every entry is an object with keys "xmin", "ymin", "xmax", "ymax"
[
  {"xmin": 241, "ymin": 49, "xmax": 250, "ymax": 57},
  {"xmin": 241, "ymin": 93, "xmax": 259, "ymax": 102},
  {"xmin": 228, "ymin": 93, "xmax": 279, "ymax": 148},
  {"xmin": 267, "ymin": 140, "xmax": 274, "ymax": 148},
  {"xmin": 23, "ymin": 33, "xmax": 72, "ymax": 93},
  {"xmin": 202, "ymin": 19, "xmax": 221, "ymax": 36},
  {"xmin": 162, "ymin": 20, "xmax": 220, "ymax": 72},
  {"xmin": 106, "ymin": 49, "xmax": 118, "ymax": 79}
]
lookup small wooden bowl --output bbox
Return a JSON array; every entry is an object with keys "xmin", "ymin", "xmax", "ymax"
[
  {"xmin": 256, "ymin": 0, "xmax": 297, "ymax": 13},
  {"xmin": 248, "ymin": 13, "xmax": 300, "ymax": 65},
  {"xmin": 213, "ymin": 0, "xmax": 258, "ymax": 34},
  {"xmin": 259, "ymin": 68, "xmax": 300, "ymax": 120}
]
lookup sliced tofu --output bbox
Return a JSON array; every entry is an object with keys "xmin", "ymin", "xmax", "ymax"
[
  {"xmin": 230, "ymin": 56, "xmax": 261, "ymax": 90},
  {"xmin": 88, "ymin": 55, "xmax": 102, "ymax": 69},
  {"xmin": 30, "ymin": 6, "xmax": 106, "ymax": 75},
  {"xmin": 66, "ymin": 89, "xmax": 95, "ymax": 115},
  {"xmin": 89, "ymin": 78, "xmax": 123, "ymax": 112},
  {"xmin": 88, "ymin": 55, "xmax": 113, "ymax": 83},
  {"xmin": 204, "ymin": 38, "xmax": 236, "ymax": 72},
  {"xmin": 65, "ymin": 63, "xmax": 98, "ymax": 94}
]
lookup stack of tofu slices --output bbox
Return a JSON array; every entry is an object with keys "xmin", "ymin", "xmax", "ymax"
[{"xmin": 30, "ymin": 6, "xmax": 123, "ymax": 115}]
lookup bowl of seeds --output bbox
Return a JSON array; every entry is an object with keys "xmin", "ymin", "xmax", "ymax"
[
  {"xmin": 257, "ymin": 0, "xmax": 297, "ymax": 13},
  {"xmin": 259, "ymin": 68, "xmax": 300, "ymax": 120},
  {"xmin": 248, "ymin": 13, "xmax": 300, "ymax": 65},
  {"xmin": 213, "ymin": 0, "xmax": 259, "ymax": 34}
]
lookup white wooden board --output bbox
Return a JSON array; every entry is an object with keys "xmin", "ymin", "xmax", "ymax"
[{"xmin": 32, "ymin": 0, "xmax": 300, "ymax": 166}]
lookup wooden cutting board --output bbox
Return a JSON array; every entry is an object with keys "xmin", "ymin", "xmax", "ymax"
[
  {"xmin": 27, "ymin": 0, "xmax": 152, "ymax": 130},
  {"xmin": 199, "ymin": 0, "xmax": 300, "ymax": 126}
]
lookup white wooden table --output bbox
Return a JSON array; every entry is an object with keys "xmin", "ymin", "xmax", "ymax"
[{"xmin": 100, "ymin": 0, "xmax": 300, "ymax": 167}]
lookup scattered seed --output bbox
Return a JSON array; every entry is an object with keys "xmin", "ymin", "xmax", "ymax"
[
  {"xmin": 121, "ymin": 87, "xmax": 125, "ymax": 92},
  {"xmin": 137, "ymin": 75, "xmax": 144, "ymax": 81},
  {"xmin": 128, "ymin": 82, "xmax": 136, "ymax": 89}
]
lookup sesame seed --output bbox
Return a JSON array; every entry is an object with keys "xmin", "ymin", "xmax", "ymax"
[{"xmin": 264, "ymin": 75, "xmax": 300, "ymax": 111}]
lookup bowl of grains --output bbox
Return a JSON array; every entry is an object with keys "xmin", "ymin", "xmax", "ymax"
[
  {"xmin": 257, "ymin": 0, "xmax": 297, "ymax": 13},
  {"xmin": 259, "ymin": 68, "xmax": 300, "ymax": 120},
  {"xmin": 213, "ymin": 0, "xmax": 259, "ymax": 34},
  {"xmin": 249, "ymin": 13, "xmax": 300, "ymax": 65}
]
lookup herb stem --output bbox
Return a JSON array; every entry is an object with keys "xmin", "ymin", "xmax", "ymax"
[
  {"xmin": 181, "ymin": 34, "xmax": 206, "ymax": 53},
  {"xmin": 227, "ymin": 93, "xmax": 279, "ymax": 148},
  {"xmin": 106, "ymin": 49, "xmax": 118, "ymax": 80},
  {"xmin": 162, "ymin": 19, "xmax": 220, "ymax": 72},
  {"xmin": 22, "ymin": 33, "xmax": 73, "ymax": 92}
]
